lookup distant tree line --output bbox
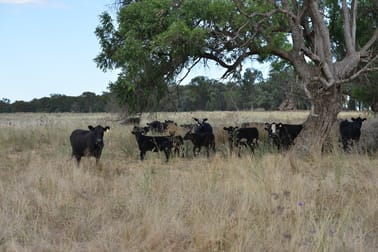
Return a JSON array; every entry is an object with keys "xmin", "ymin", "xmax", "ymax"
[
  {"xmin": 1, "ymin": 69, "xmax": 374, "ymax": 113},
  {"xmin": 0, "ymin": 92, "xmax": 120, "ymax": 113}
]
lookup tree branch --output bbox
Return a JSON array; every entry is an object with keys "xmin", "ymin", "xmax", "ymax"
[
  {"xmin": 177, "ymin": 58, "xmax": 201, "ymax": 84},
  {"xmin": 308, "ymin": 0, "xmax": 332, "ymax": 62},
  {"xmin": 351, "ymin": 0, "xmax": 357, "ymax": 49},
  {"xmin": 271, "ymin": 48, "xmax": 292, "ymax": 62},
  {"xmin": 360, "ymin": 28, "xmax": 378, "ymax": 55},
  {"xmin": 336, "ymin": 54, "xmax": 378, "ymax": 85},
  {"xmin": 342, "ymin": 0, "xmax": 355, "ymax": 54}
]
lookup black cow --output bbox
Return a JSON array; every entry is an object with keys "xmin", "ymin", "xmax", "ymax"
[
  {"xmin": 183, "ymin": 130, "xmax": 215, "ymax": 157},
  {"xmin": 265, "ymin": 122, "xmax": 302, "ymax": 149},
  {"xmin": 223, "ymin": 126, "xmax": 259, "ymax": 156},
  {"xmin": 193, "ymin": 117, "xmax": 213, "ymax": 134},
  {"xmin": 131, "ymin": 126, "xmax": 172, "ymax": 162},
  {"xmin": 339, "ymin": 117, "xmax": 366, "ymax": 151},
  {"xmin": 70, "ymin": 125, "xmax": 110, "ymax": 165},
  {"xmin": 147, "ymin": 120, "xmax": 165, "ymax": 133},
  {"xmin": 132, "ymin": 126, "xmax": 150, "ymax": 134},
  {"xmin": 264, "ymin": 122, "xmax": 281, "ymax": 148}
]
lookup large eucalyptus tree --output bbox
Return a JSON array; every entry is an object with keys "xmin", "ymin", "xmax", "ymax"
[{"xmin": 96, "ymin": 0, "xmax": 377, "ymax": 155}]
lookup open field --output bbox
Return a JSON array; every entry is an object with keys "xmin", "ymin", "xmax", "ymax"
[{"xmin": 0, "ymin": 112, "xmax": 377, "ymax": 251}]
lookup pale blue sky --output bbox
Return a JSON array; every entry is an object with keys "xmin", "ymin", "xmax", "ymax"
[
  {"xmin": 0, "ymin": 0, "xmax": 119, "ymax": 102},
  {"xmin": 0, "ymin": 0, "xmax": 270, "ymax": 102}
]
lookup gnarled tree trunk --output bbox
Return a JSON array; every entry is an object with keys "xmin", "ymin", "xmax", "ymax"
[{"xmin": 292, "ymin": 83, "xmax": 342, "ymax": 156}]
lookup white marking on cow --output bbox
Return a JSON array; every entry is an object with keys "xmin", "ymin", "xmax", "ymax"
[{"xmin": 271, "ymin": 123, "xmax": 276, "ymax": 134}]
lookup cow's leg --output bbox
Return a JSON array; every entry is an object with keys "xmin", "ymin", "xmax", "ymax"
[
  {"xmin": 74, "ymin": 155, "xmax": 81, "ymax": 166},
  {"xmin": 173, "ymin": 147, "xmax": 177, "ymax": 157},
  {"xmin": 164, "ymin": 149, "xmax": 170, "ymax": 162},
  {"xmin": 238, "ymin": 145, "xmax": 242, "ymax": 157},
  {"xmin": 192, "ymin": 146, "xmax": 197, "ymax": 157},
  {"xmin": 341, "ymin": 137, "xmax": 348, "ymax": 151},
  {"xmin": 140, "ymin": 151, "xmax": 145, "ymax": 160},
  {"xmin": 247, "ymin": 140, "xmax": 254, "ymax": 153},
  {"xmin": 181, "ymin": 146, "xmax": 185, "ymax": 158},
  {"xmin": 95, "ymin": 152, "xmax": 102, "ymax": 165}
]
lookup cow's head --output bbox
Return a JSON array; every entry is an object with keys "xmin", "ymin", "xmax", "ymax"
[
  {"xmin": 265, "ymin": 122, "xmax": 283, "ymax": 138},
  {"xmin": 183, "ymin": 130, "xmax": 193, "ymax": 141},
  {"xmin": 351, "ymin": 117, "xmax": 366, "ymax": 128},
  {"xmin": 223, "ymin": 126, "xmax": 238, "ymax": 146},
  {"xmin": 131, "ymin": 126, "xmax": 149, "ymax": 135},
  {"xmin": 264, "ymin": 123, "xmax": 272, "ymax": 132},
  {"xmin": 88, "ymin": 125, "xmax": 110, "ymax": 145},
  {"xmin": 193, "ymin": 117, "xmax": 208, "ymax": 125},
  {"xmin": 164, "ymin": 120, "xmax": 176, "ymax": 125},
  {"xmin": 223, "ymin": 126, "xmax": 238, "ymax": 137}
]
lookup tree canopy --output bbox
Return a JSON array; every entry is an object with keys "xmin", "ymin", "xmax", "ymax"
[{"xmin": 96, "ymin": 0, "xmax": 378, "ymax": 155}]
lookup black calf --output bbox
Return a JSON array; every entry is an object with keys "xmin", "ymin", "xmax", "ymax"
[
  {"xmin": 223, "ymin": 126, "xmax": 259, "ymax": 156},
  {"xmin": 183, "ymin": 131, "xmax": 215, "ymax": 157},
  {"xmin": 147, "ymin": 120, "xmax": 165, "ymax": 133},
  {"xmin": 265, "ymin": 122, "xmax": 302, "ymax": 149},
  {"xmin": 193, "ymin": 117, "xmax": 213, "ymax": 134},
  {"xmin": 339, "ymin": 117, "xmax": 366, "ymax": 151},
  {"xmin": 70, "ymin": 125, "xmax": 110, "ymax": 165},
  {"xmin": 131, "ymin": 126, "xmax": 172, "ymax": 162}
]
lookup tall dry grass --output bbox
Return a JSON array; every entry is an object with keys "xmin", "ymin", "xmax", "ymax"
[{"xmin": 0, "ymin": 112, "xmax": 376, "ymax": 251}]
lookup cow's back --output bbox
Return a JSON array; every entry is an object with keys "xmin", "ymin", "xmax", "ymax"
[
  {"xmin": 237, "ymin": 127, "xmax": 259, "ymax": 139},
  {"xmin": 194, "ymin": 123, "xmax": 213, "ymax": 134},
  {"xmin": 286, "ymin": 124, "xmax": 302, "ymax": 138},
  {"xmin": 70, "ymin": 129, "xmax": 90, "ymax": 154},
  {"xmin": 340, "ymin": 122, "xmax": 361, "ymax": 140}
]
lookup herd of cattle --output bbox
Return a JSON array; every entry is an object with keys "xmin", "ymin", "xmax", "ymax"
[{"xmin": 69, "ymin": 116, "xmax": 369, "ymax": 164}]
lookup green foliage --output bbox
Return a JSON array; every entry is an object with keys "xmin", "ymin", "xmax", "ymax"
[
  {"xmin": 96, "ymin": 0, "xmax": 376, "ymax": 114},
  {"xmin": 349, "ymin": 72, "xmax": 378, "ymax": 111},
  {"xmin": 326, "ymin": 0, "xmax": 377, "ymax": 111},
  {"xmin": 140, "ymin": 68, "xmax": 308, "ymax": 112},
  {"xmin": 327, "ymin": 0, "xmax": 377, "ymax": 59},
  {"xmin": 0, "ymin": 98, "xmax": 11, "ymax": 113},
  {"xmin": 95, "ymin": 0, "xmax": 293, "ymax": 112},
  {"xmin": 0, "ymin": 92, "xmax": 118, "ymax": 113}
]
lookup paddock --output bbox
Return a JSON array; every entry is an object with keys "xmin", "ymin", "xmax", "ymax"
[{"xmin": 0, "ymin": 111, "xmax": 377, "ymax": 251}]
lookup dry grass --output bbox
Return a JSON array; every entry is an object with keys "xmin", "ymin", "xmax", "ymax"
[{"xmin": 0, "ymin": 112, "xmax": 377, "ymax": 251}]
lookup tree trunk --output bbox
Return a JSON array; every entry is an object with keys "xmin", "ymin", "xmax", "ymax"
[{"xmin": 291, "ymin": 84, "xmax": 342, "ymax": 157}]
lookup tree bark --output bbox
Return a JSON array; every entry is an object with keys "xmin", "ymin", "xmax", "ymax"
[{"xmin": 291, "ymin": 83, "xmax": 342, "ymax": 157}]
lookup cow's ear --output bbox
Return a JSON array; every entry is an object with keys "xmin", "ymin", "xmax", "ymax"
[
  {"xmin": 351, "ymin": 117, "xmax": 355, "ymax": 121},
  {"xmin": 193, "ymin": 117, "xmax": 199, "ymax": 122},
  {"xmin": 105, "ymin": 126, "xmax": 110, "ymax": 132},
  {"xmin": 362, "ymin": 118, "xmax": 366, "ymax": 121},
  {"xmin": 88, "ymin": 125, "xmax": 94, "ymax": 131},
  {"xmin": 203, "ymin": 118, "xmax": 208, "ymax": 122}
]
